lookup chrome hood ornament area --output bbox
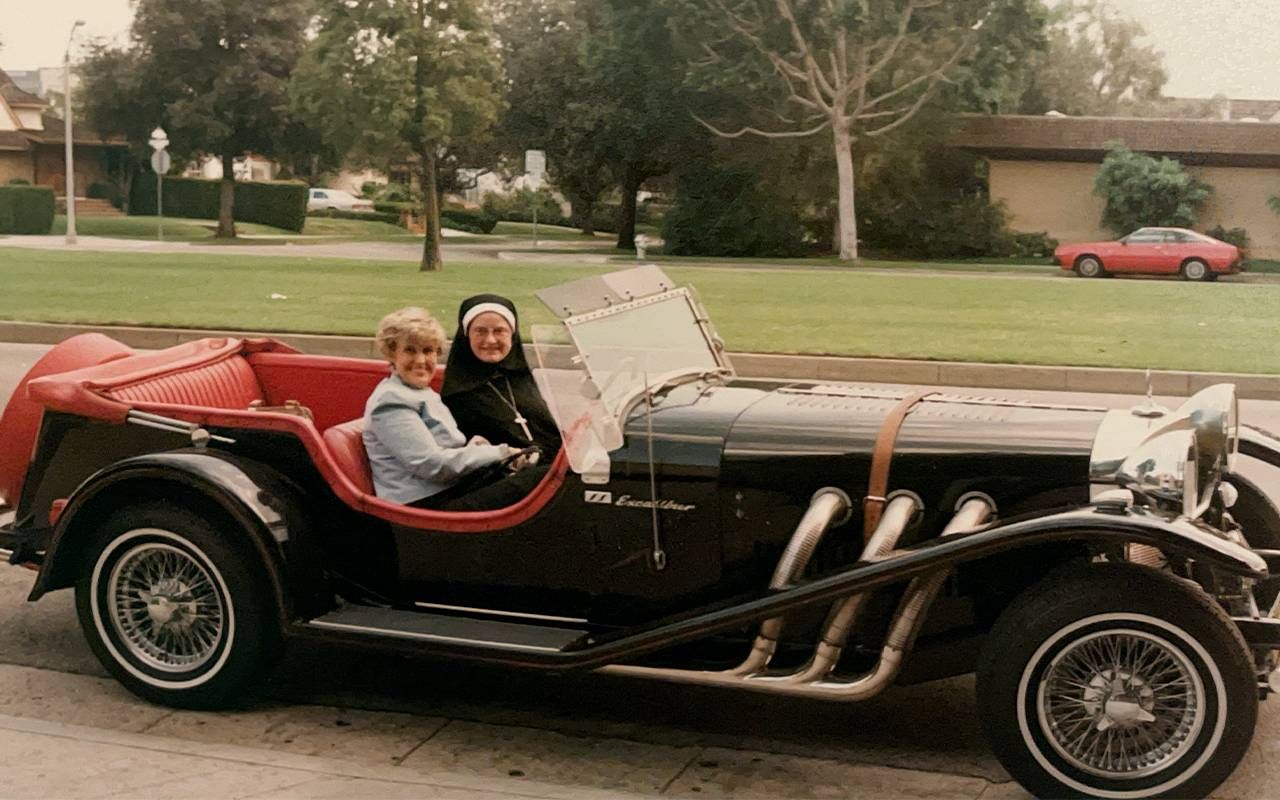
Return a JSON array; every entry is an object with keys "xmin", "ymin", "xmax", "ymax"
[{"xmin": 1091, "ymin": 384, "xmax": 1239, "ymax": 519}]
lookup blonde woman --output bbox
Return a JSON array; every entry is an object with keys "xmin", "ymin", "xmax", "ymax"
[{"xmin": 363, "ymin": 307, "xmax": 544, "ymax": 511}]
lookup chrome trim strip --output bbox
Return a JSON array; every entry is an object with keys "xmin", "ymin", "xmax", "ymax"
[
  {"xmin": 0, "ymin": 547, "xmax": 12, "ymax": 561},
  {"xmin": 781, "ymin": 385, "xmax": 1106, "ymax": 413},
  {"xmin": 305, "ymin": 620, "xmax": 565, "ymax": 653},
  {"xmin": 412, "ymin": 602, "xmax": 588, "ymax": 625}
]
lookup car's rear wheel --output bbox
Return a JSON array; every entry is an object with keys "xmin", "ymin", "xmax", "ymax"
[
  {"xmin": 75, "ymin": 501, "xmax": 281, "ymax": 709},
  {"xmin": 1181, "ymin": 259, "xmax": 1212, "ymax": 281},
  {"xmin": 1074, "ymin": 256, "xmax": 1104, "ymax": 278},
  {"xmin": 977, "ymin": 563, "xmax": 1256, "ymax": 799}
]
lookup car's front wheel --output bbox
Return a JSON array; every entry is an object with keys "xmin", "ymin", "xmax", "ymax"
[
  {"xmin": 75, "ymin": 501, "xmax": 282, "ymax": 709},
  {"xmin": 1074, "ymin": 256, "xmax": 1105, "ymax": 278},
  {"xmin": 977, "ymin": 563, "xmax": 1256, "ymax": 799},
  {"xmin": 1181, "ymin": 259, "xmax": 1212, "ymax": 281}
]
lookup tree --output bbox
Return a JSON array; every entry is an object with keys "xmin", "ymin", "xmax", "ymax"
[
  {"xmin": 581, "ymin": 1, "xmax": 702, "ymax": 249},
  {"xmin": 683, "ymin": 0, "xmax": 1037, "ymax": 261},
  {"xmin": 1093, "ymin": 144, "xmax": 1211, "ymax": 236},
  {"xmin": 293, "ymin": 0, "xmax": 502, "ymax": 271},
  {"xmin": 492, "ymin": 0, "xmax": 612, "ymax": 236},
  {"xmin": 1014, "ymin": 1, "xmax": 1168, "ymax": 116},
  {"xmin": 78, "ymin": 1, "xmax": 309, "ymax": 238}
]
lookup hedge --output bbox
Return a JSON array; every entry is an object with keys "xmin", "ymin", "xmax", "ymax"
[
  {"xmin": 441, "ymin": 208, "xmax": 497, "ymax": 234},
  {"xmin": 129, "ymin": 175, "xmax": 309, "ymax": 232},
  {"xmin": 308, "ymin": 208, "xmax": 402, "ymax": 226},
  {"xmin": 0, "ymin": 185, "xmax": 55, "ymax": 234}
]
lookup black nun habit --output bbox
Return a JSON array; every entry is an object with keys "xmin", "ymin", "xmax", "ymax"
[{"xmin": 440, "ymin": 294, "xmax": 562, "ymax": 453}]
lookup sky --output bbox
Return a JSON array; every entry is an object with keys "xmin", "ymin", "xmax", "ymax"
[{"xmin": 0, "ymin": 0, "xmax": 1278, "ymax": 99}]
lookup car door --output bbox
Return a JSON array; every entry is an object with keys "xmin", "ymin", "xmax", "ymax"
[{"xmin": 1119, "ymin": 230, "xmax": 1163, "ymax": 272}]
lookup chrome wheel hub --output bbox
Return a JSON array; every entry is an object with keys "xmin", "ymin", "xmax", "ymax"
[
  {"xmin": 107, "ymin": 542, "xmax": 225, "ymax": 673},
  {"xmin": 1039, "ymin": 630, "xmax": 1202, "ymax": 778}
]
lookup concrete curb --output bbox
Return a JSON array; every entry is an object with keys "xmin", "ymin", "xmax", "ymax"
[{"xmin": 1, "ymin": 319, "xmax": 1277, "ymax": 401}]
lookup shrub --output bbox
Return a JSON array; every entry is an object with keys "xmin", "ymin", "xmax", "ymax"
[
  {"xmin": 1009, "ymin": 231, "xmax": 1059, "ymax": 258},
  {"xmin": 1093, "ymin": 143, "xmax": 1211, "ymax": 236},
  {"xmin": 662, "ymin": 163, "xmax": 807, "ymax": 258},
  {"xmin": 441, "ymin": 207, "xmax": 498, "ymax": 234},
  {"xmin": 860, "ymin": 193, "xmax": 1013, "ymax": 259},
  {"xmin": 1206, "ymin": 225, "xmax": 1250, "ymax": 251},
  {"xmin": 87, "ymin": 181, "xmax": 122, "ymax": 207},
  {"xmin": 360, "ymin": 181, "xmax": 386, "ymax": 199},
  {"xmin": 0, "ymin": 185, "xmax": 55, "ymax": 234},
  {"xmin": 482, "ymin": 188, "xmax": 568, "ymax": 226},
  {"xmin": 6, "ymin": 178, "xmax": 31, "ymax": 185},
  {"xmin": 307, "ymin": 208, "xmax": 403, "ymax": 226},
  {"xmin": 129, "ymin": 175, "xmax": 309, "ymax": 232},
  {"xmin": 374, "ymin": 201, "xmax": 414, "ymax": 215},
  {"xmin": 375, "ymin": 182, "xmax": 412, "ymax": 203}
]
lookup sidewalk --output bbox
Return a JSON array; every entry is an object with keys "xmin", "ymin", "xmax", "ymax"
[
  {"xmin": 0, "ymin": 664, "xmax": 1007, "ymax": 800},
  {"xmin": 0, "ymin": 318, "xmax": 1276, "ymax": 400}
]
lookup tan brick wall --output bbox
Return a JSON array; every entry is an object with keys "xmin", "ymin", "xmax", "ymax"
[
  {"xmin": 32, "ymin": 146, "xmax": 112, "ymax": 195},
  {"xmin": 989, "ymin": 160, "xmax": 1280, "ymax": 259},
  {"xmin": 0, "ymin": 151, "xmax": 34, "ymax": 184}
]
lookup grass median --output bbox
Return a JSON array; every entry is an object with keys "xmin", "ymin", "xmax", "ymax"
[{"xmin": 0, "ymin": 247, "xmax": 1275, "ymax": 373}]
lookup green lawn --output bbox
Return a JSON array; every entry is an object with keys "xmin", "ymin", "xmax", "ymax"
[
  {"xmin": 489, "ymin": 221, "xmax": 613, "ymax": 241},
  {"xmin": 0, "ymin": 248, "xmax": 1276, "ymax": 373},
  {"xmin": 51, "ymin": 214, "xmax": 418, "ymax": 242}
]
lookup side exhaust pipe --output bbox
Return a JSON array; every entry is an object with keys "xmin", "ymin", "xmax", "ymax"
[{"xmin": 600, "ymin": 493, "xmax": 995, "ymax": 701}]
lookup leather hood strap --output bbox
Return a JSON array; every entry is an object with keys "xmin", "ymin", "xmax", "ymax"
[{"xmin": 863, "ymin": 391, "xmax": 936, "ymax": 540}]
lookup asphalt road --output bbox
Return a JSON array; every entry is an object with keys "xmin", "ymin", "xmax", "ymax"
[{"xmin": 0, "ymin": 342, "xmax": 1278, "ymax": 798}]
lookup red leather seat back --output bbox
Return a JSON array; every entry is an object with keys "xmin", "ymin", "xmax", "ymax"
[
  {"xmin": 109, "ymin": 356, "xmax": 263, "ymax": 408},
  {"xmin": 0, "ymin": 334, "xmax": 136, "ymax": 506},
  {"xmin": 322, "ymin": 418, "xmax": 373, "ymax": 494}
]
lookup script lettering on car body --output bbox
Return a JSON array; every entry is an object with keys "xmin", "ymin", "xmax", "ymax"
[{"xmin": 583, "ymin": 491, "xmax": 696, "ymax": 512}]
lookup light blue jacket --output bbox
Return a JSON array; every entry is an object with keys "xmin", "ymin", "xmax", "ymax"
[{"xmin": 362, "ymin": 374, "xmax": 506, "ymax": 504}]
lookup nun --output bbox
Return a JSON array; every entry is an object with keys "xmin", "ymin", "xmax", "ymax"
[{"xmin": 441, "ymin": 294, "xmax": 562, "ymax": 454}]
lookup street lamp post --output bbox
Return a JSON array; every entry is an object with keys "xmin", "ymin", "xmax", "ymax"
[{"xmin": 63, "ymin": 19, "xmax": 85, "ymax": 245}]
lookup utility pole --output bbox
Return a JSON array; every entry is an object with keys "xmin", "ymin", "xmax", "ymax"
[{"xmin": 62, "ymin": 19, "xmax": 85, "ymax": 245}]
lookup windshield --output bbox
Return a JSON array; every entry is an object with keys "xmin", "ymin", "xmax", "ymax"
[{"xmin": 529, "ymin": 269, "xmax": 733, "ymax": 478}]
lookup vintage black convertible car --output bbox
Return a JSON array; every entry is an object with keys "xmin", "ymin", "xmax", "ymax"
[{"xmin": 3, "ymin": 266, "xmax": 1280, "ymax": 798}]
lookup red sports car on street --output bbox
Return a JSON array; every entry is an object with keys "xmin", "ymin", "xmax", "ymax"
[{"xmin": 1055, "ymin": 227, "xmax": 1244, "ymax": 280}]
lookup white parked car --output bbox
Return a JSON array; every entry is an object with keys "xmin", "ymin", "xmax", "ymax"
[{"xmin": 307, "ymin": 188, "xmax": 375, "ymax": 212}]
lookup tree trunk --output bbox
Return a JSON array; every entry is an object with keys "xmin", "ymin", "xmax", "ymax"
[
  {"xmin": 578, "ymin": 197, "xmax": 596, "ymax": 236},
  {"xmin": 217, "ymin": 152, "xmax": 237, "ymax": 239},
  {"xmin": 615, "ymin": 167, "xmax": 642, "ymax": 250},
  {"xmin": 419, "ymin": 147, "xmax": 443, "ymax": 272},
  {"xmin": 832, "ymin": 123, "xmax": 857, "ymax": 261}
]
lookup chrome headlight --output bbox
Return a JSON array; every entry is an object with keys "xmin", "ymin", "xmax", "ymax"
[
  {"xmin": 1091, "ymin": 383, "xmax": 1238, "ymax": 519},
  {"xmin": 1116, "ymin": 428, "xmax": 1199, "ymax": 518}
]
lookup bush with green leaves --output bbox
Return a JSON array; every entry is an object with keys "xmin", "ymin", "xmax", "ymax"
[
  {"xmin": 440, "ymin": 208, "xmax": 498, "ymax": 234},
  {"xmin": 374, "ymin": 182, "xmax": 412, "ymax": 203},
  {"xmin": 87, "ymin": 181, "xmax": 123, "ymax": 208},
  {"xmin": 307, "ymin": 208, "xmax": 402, "ymax": 225},
  {"xmin": 1205, "ymin": 225, "xmax": 1250, "ymax": 251},
  {"xmin": 1010, "ymin": 231, "xmax": 1059, "ymax": 259},
  {"xmin": 662, "ymin": 163, "xmax": 807, "ymax": 258},
  {"xmin": 6, "ymin": 178, "xmax": 31, "ymax": 185},
  {"xmin": 1093, "ymin": 144, "xmax": 1211, "ymax": 236},
  {"xmin": 360, "ymin": 181, "xmax": 386, "ymax": 199},
  {"xmin": 0, "ymin": 185, "xmax": 55, "ymax": 234},
  {"xmin": 482, "ymin": 188, "xmax": 568, "ymax": 226},
  {"xmin": 129, "ymin": 176, "xmax": 309, "ymax": 232}
]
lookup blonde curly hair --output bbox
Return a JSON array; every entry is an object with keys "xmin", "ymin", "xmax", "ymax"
[{"xmin": 375, "ymin": 307, "xmax": 446, "ymax": 362}]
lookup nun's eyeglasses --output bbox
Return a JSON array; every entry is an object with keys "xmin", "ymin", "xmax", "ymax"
[{"xmin": 470, "ymin": 326, "xmax": 512, "ymax": 340}]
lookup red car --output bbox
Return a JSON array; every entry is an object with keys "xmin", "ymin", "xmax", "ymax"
[{"xmin": 1055, "ymin": 227, "xmax": 1243, "ymax": 281}]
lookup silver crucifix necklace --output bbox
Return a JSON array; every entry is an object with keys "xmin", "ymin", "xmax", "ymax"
[{"xmin": 488, "ymin": 376, "xmax": 532, "ymax": 442}]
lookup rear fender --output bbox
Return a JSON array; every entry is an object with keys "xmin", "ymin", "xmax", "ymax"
[
  {"xmin": 29, "ymin": 451, "xmax": 325, "ymax": 625},
  {"xmin": 1240, "ymin": 425, "xmax": 1280, "ymax": 471}
]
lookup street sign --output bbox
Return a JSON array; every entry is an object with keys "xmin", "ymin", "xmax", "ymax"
[
  {"xmin": 148, "ymin": 127, "xmax": 169, "ymax": 151},
  {"xmin": 150, "ymin": 149, "xmax": 171, "ymax": 175},
  {"xmin": 525, "ymin": 149, "xmax": 546, "ymax": 180}
]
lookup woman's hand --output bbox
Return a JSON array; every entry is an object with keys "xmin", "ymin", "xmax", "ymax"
[{"xmin": 466, "ymin": 435, "xmax": 491, "ymax": 447}]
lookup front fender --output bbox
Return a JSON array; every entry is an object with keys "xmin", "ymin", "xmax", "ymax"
[
  {"xmin": 1241, "ymin": 424, "xmax": 1280, "ymax": 471},
  {"xmin": 29, "ymin": 450, "xmax": 324, "ymax": 622}
]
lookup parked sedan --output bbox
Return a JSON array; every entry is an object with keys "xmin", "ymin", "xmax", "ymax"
[
  {"xmin": 307, "ymin": 188, "xmax": 375, "ymax": 212},
  {"xmin": 1055, "ymin": 227, "xmax": 1243, "ymax": 281}
]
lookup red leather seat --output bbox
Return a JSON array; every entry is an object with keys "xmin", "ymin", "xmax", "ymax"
[{"xmin": 322, "ymin": 418, "xmax": 373, "ymax": 494}]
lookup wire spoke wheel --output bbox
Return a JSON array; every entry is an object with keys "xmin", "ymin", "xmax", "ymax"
[
  {"xmin": 108, "ymin": 541, "xmax": 226, "ymax": 673},
  {"xmin": 1038, "ymin": 629, "xmax": 1201, "ymax": 779}
]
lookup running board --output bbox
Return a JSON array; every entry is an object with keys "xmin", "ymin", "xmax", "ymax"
[{"xmin": 304, "ymin": 605, "xmax": 588, "ymax": 654}]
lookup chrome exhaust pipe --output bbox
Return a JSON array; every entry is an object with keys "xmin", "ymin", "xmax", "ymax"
[
  {"xmin": 730, "ymin": 488, "xmax": 852, "ymax": 676},
  {"xmin": 600, "ymin": 495, "xmax": 995, "ymax": 701}
]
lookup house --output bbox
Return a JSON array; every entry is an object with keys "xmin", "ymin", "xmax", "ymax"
[
  {"xmin": 949, "ymin": 114, "xmax": 1280, "ymax": 259},
  {"xmin": 0, "ymin": 68, "xmax": 128, "ymax": 197}
]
